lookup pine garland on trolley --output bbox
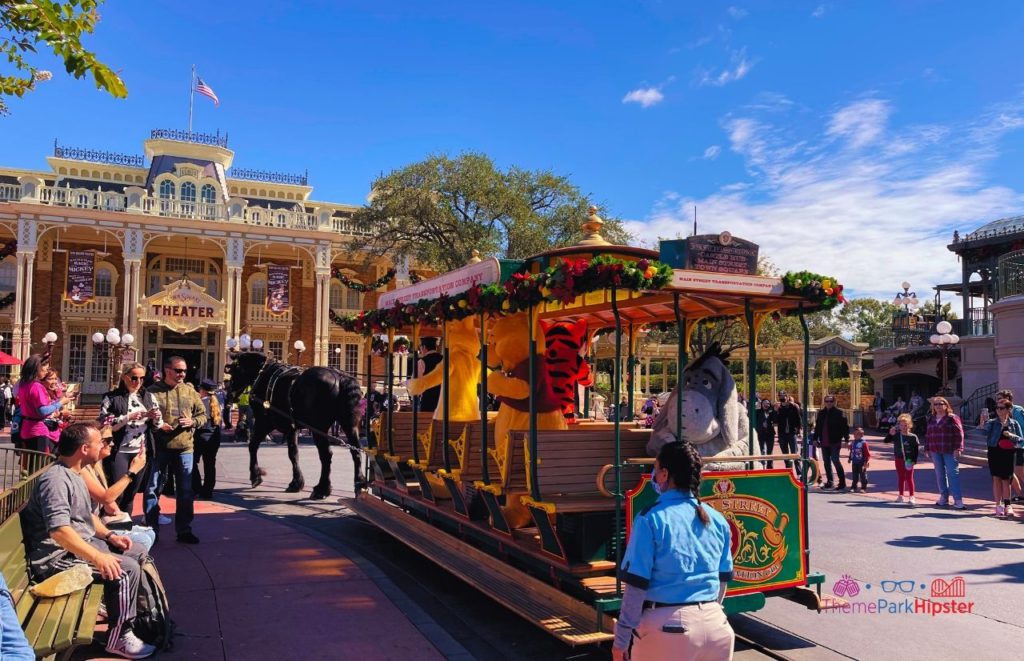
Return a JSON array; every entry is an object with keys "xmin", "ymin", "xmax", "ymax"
[{"xmin": 331, "ymin": 266, "xmax": 397, "ymax": 292}]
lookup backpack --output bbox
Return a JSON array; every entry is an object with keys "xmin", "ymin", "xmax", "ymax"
[{"xmin": 133, "ymin": 555, "xmax": 176, "ymax": 651}]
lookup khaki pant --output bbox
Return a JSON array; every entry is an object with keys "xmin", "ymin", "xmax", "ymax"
[{"xmin": 630, "ymin": 602, "xmax": 734, "ymax": 660}]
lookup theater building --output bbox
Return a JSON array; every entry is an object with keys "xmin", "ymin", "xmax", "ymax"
[{"xmin": 0, "ymin": 129, "xmax": 404, "ymax": 396}]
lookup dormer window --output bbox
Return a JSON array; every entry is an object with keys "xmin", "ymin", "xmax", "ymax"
[
  {"xmin": 201, "ymin": 184, "xmax": 216, "ymax": 204},
  {"xmin": 159, "ymin": 180, "xmax": 175, "ymax": 199},
  {"xmin": 181, "ymin": 181, "xmax": 196, "ymax": 203}
]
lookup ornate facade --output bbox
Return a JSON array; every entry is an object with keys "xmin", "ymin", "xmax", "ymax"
[{"xmin": 0, "ymin": 130, "xmax": 403, "ymax": 396}]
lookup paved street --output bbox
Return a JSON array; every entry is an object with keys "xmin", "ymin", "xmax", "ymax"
[{"xmin": 203, "ymin": 431, "xmax": 1024, "ymax": 660}]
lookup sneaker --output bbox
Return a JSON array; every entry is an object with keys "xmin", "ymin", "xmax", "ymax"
[
  {"xmin": 895, "ymin": 495, "xmax": 905, "ymax": 503},
  {"xmin": 1006, "ymin": 505, "xmax": 1016, "ymax": 518},
  {"xmin": 851, "ymin": 487, "xmax": 860, "ymax": 493},
  {"xmin": 936, "ymin": 498, "xmax": 949, "ymax": 507},
  {"xmin": 158, "ymin": 515, "xmax": 172, "ymax": 525},
  {"xmin": 953, "ymin": 500, "xmax": 965, "ymax": 510},
  {"xmin": 908, "ymin": 496, "xmax": 916, "ymax": 506},
  {"xmin": 176, "ymin": 532, "xmax": 200, "ymax": 544},
  {"xmin": 995, "ymin": 504, "xmax": 1005, "ymax": 517},
  {"xmin": 836, "ymin": 485, "xmax": 847, "ymax": 492},
  {"xmin": 106, "ymin": 630, "xmax": 156, "ymax": 659},
  {"xmin": 821, "ymin": 483, "xmax": 835, "ymax": 490}
]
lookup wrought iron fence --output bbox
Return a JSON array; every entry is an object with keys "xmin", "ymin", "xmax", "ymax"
[
  {"xmin": 0, "ymin": 448, "xmax": 54, "ymax": 523},
  {"xmin": 960, "ymin": 382, "xmax": 999, "ymax": 427},
  {"xmin": 228, "ymin": 168, "xmax": 308, "ymax": 186},
  {"xmin": 53, "ymin": 142, "xmax": 145, "ymax": 167},
  {"xmin": 150, "ymin": 128, "xmax": 229, "ymax": 148}
]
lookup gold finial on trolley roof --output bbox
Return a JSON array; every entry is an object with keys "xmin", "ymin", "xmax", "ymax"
[
  {"xmin": 577, "ymin": 205, "xmax": 610, "ymax": 247},
  {"xmin": 468, "ymin": 249, "xmax": 482, "ymax": 264}
]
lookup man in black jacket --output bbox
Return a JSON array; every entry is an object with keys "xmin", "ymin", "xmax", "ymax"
[
  {"xmin": 776, "ymin": 393, "xmax": 802, "ymax": 468},
  {"xmin": 814, "ymin": 395, "xmax": 850, "ymax": 490}
]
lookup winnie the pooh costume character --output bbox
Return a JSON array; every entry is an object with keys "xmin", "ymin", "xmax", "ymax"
[
  {"xmin": 406, "ymin": 316, "xmax": 481, "ymax": 422},
  {"xmin": 487, "ymin": 310, "xmax": 566, "ymax": 528}
]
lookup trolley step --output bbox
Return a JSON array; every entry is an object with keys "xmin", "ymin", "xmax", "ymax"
[{"xmin": 344, "ymin": 493, "xmax": 615, "ymax": 646}]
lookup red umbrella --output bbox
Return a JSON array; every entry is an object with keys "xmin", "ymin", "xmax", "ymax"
[{"xmin": 0, "ymin": 351, "xmax": 22, "ymax": 366}]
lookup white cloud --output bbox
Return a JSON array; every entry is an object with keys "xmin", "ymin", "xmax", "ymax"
[
  {"xmin": 622, "ymin": 87, "xmax": 665, "ymax": 108},
  {"xmin": 699, "ymin": 48, "xmax": 755, "ymax": 87},
  {"xmin": 703, "ymin": 145, "xmax": 722, "ymax": 160},
  {"xmin": 812, "ymin": 5, "xmax": 826, "ymax": 18},
  {"xmin": 625, "ymin": 96, "xmax": 1024, "ymax": 300},
  {"xmin": 728, "ymin": 6, "xmax": 748, "ymax": 20},
  {"xmin": 826, "ymin": 98, "xmax": 891, "ymax": 149}
]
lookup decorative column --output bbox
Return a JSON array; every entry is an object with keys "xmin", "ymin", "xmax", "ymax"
[
  {"xmin": 820, "ymin": 359, "xmax": 829, "ymax": 405},
  {"xmin": 122, "ymin": 228, "xmax": 145, "ymax": 338},
  {"xmin": 314, "ymin": 243, "xmax": 332, "ymax": 366},
  {"xmin": 849, "ymin": 366, "xmax": 862, "ymax": 425},
  {"xmin": 13, "ymin": 216, "xmax": 38, "ymax": 359},
  {"xmin": 770, "ymin": 358, "xmax": 778, "ymax": 402},
  {"xmin": 225, "ymin": 238, "xmax": 245, "ymax": 341}
]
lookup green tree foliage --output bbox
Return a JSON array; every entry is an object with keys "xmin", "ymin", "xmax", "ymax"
[
  {"xmin": 917, "ymin": 299, "xmax": 958, "ymax": 321},
  {"xmin": 836, "ymin": 297, "xmax": 898, "ymax": 348},
  {"xmin": 1, "ymin": 1, "xmax": 126, "ymax": 115},
  {"xmin": 349, "ymin": 152, "xmax": 629, "ymax": 271}
]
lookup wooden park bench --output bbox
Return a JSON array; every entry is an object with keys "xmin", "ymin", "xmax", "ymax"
[{"xmin": 0, "ymin": 512, "xmax": 103, "ymax": 661}]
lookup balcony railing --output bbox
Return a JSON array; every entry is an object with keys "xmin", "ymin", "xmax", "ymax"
[
  {"xmin": 229, "ymin": 168, "xmax": 308, "ymax": 186},
  {"xmin": 150, "ymin": 128, "xmax": 228, "ymax": 148},
  {"xmin": 53, "ymin": 142, "xmax": 145, "ymax": 168},
  {"xmin": 61, "ymin": 295, "xmax": 118, "ymax": 318},
  {"xmin": 2, "ymin": 184, "xmax": 374, "ymax": 237},
  {"xmin": 247, "ymin": 303, "xmax": 293, "ymax": 325},
  {"xmin": 998, "ymin": 249, "xmax": 1024, "ymax": 299}
]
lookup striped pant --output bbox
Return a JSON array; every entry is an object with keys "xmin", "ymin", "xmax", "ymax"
[{"xmin": 35, "ymin": 539, "xmax": 143, "ymax": 643}]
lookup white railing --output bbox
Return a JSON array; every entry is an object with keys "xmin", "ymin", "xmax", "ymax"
[
  {"xmin": 2, "ymin": 184, "xmax": 370, "ymax": 237},
  {"xmin": 60, "ymin": 295, "xmax": 118, "ymax": 317},
  {"xmin": 247, "ymin": 303, "xmax": 292, "ymax": 325},
  {"xmin": 0, "ymin": 184, "xmax": 21, "ymax": 201}
]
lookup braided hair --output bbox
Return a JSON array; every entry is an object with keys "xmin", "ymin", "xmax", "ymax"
[{"xmin": 656, "ymin": 440, "xmax": 710, "ymax": 525}]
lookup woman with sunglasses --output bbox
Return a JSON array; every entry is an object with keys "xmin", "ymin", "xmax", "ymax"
[
  {"xmin": 924, "ymin": 396, "xmax": 965, "ymax": 509},
  {"xmin": 99, "ymin": 362, "xmax": 160, "ymax": 515},
  {"xmin": 978, "ymin": 399, "xmax": 1023, "ymax": 517}
]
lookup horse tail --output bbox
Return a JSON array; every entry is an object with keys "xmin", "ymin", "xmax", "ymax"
[{"xmin": 332, "ymin": 369, "xmax": 364, "ymax": 440}]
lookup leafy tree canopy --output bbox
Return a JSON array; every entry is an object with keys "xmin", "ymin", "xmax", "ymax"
[
  {"xmin": 836, "ymin": 297, "xmax": 898, "ymax": 348},
  {"xmin": 917, "ymin": 299, "xmax": 958, "ymax": 321},
  {"xmin": 1, "ymin": 0, "xmax": 126, "ymax": 115},
  {"xmin": 349, "ymin": 152, "xmax": 630, "ymax": 272}
]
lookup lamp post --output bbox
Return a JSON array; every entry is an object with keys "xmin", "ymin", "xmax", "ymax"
[
  {"xmin": 892, "ymin": 281, "xmax": 919, "ymax": 313},
  {"xmin": 42, "ymin": 331, "xmax": 58, "ymax": 356},
  {"xmin": 929, "ymin": 320, "xmax": 960, "ymax": 396},
  {"xmin": 293, "ymin": 340, "xmax": 306, "ymax": 364},
  {"xmin": 92, "ymin": 327, "xmax": 135, "ymax": 389}
]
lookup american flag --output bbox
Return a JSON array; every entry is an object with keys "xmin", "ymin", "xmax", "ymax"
[{"xmin": 195, "ymin": 77, "xmax": 220, "ymax": 107}]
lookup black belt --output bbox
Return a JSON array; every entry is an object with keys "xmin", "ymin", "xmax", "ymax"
[{"xmin": 643, "ymin": 600, "xmax": 714, "ymax": 610}]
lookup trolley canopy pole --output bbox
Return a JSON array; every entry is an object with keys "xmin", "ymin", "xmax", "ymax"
[
  {"xmin": 442, "ymin": 323, "xmax": 451, "ymax": 473},
  {"xmin": 528, "ymin": 305, "xmax": 540, "ymax": 502},
  {"xmin": 673, "ymin": 293, "xmax": 685, "ymax": 441},
  {"xmin": 744, "ymin": 299, "xmax": 756, "ymax": 469},
  {"xmin": 627, "ymin": 321, "xmax": 636, "ymax": 425},
  {"xmin": 611, "ymin": 287, "xmax": 623, "ymax": 596},
  {"xmin": 479, "ymin": 312, "xmax": 490, "ymax": 484},
  {"xmin": 386, "ymin": 329, "xmax": 396, "ymax": 456},
  {"xmin": 411, "ymin": 324, "xmax": 421, "ymax": 465},
  {"xmin": 799, "ymin": 303, "xmax": 812, "ymax": 572},
  {"xmin": 364, "ymin": 336, "xmax": 374, "ymax": 448}
]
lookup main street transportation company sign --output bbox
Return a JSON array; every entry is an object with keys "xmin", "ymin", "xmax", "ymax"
[
  {"xmin": 138, "ymin": 278, "xmax": 226, "ymax": 333},
  {"xmin": 378, "ymin": 257, "xmax": 501, "ymax": 308}
]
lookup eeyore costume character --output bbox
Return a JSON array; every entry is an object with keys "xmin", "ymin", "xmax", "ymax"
[{"xmin": 647, "ymin": 343, "xmax": 750, "ymax": 468}]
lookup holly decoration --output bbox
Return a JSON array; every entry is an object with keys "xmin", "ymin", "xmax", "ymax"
[
  {"xmin": 332, "ymin": 267, "xmax": 397, "ymax": 292},
  {"xmin": 393, "ymin": 337, "xmax": 410, "ymax": 354},
  {"xmin": 782, "ymin": 271, "xmax": 846, "ymax": 309}
]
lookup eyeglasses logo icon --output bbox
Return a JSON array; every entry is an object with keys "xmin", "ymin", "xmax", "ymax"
[{"xmin": 880, "ymin": 580, "xmax": 916, "ymax": 593}]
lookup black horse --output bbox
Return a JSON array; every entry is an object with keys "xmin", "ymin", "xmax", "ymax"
[{"xmin": 224, "ymin": 351, "xmax": 364, "ymax": 499}]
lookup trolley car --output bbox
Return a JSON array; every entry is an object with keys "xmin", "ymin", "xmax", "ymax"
[{"xmin": 343, "ymin": 216, "xmax": 841, "ymax": 645}]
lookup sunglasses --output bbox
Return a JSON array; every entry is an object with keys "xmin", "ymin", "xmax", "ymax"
[
  {"xmin": 101, "ymin": 439, "xmax": 114, "ymax": 447},
  {"xmin": 127, "ymin": 375, "xmax": 143, "ymax": 382},
  {"xmin": 996, "ymin": 405, "xmax": 1009, "ymax": 410},
  {"xmin": 171, "ymin": 368, "xmax": 187, "ymax": 374},
  {"xmin": 825, "ymin": 400, "xmax": 835, "ymax": 404}
]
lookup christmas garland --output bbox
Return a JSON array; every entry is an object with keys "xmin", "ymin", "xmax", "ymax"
[
  {"xmin": 781, "ymin": 271, "xmax": 846, "ymax": 309},
  {"xmin": 331, "ymin": 255, "xmax": 674, "ymax": 335},
  {"xmin": 0, "ymin": 240, "xmax": 16, "ymax": 261},
  {"xmin": 893, "ymin": 346, "xmax": 960, "ymax": 367},
  {"xmin": 332, "ymin": 267, "xmax": 397, "ymax": 292},
  {"xmin": 0, "ymin": 293, "xmax": 14, "ymax": 311},
  {"xmin": 409, "ymin": 271, "xmax": 423, "ymax": 284}
]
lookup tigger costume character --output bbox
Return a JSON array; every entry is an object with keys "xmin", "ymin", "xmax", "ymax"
[
  {"xmin": 487, "ymin": 310, "xmax": 567, "ymax": 528},
  {"xmin": 541, "ymin": 319, "xmax": 593, "ymax": 424}
]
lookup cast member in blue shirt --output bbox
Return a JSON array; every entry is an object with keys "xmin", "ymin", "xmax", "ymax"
[{"xmin": 613, "ymin": 441, "xmax": 735, "ymax": 660}]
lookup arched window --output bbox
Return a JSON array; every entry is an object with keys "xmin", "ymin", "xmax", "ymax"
[
  {"xmin": 158, "ymin": 180, "xmax": 175, "ymax": 199},
  {"xmin": 146, "ymin": 256, "xmax": 221, "ymax": 297},
  {"xmin": 95, "ymin": 267, "xmax": 113, "ymax": 297},
  {"xmin": 200, "ymin": 184, "xmax": 216, "ymax": 204},
  {"xmin": 0, "ymin": 258, "xmax": 16, "ymax": 291},
  {"xmin": 329, "ymin": 282, "xmax": 344, "ymax": 309},
  {"xmin": 346, "ymin": 288, "xmax": 361, "ymax": 310},
  {"xmin": 180, "ymin": 182, "xmax": 196, "ymax": 202},
  {"xmin": 250, "ymin": 276, "xmax": 266, "ymax": 306}
]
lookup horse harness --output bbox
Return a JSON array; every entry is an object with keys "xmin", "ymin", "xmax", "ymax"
[{"xmin": 250, "ymin": 360, "xmax": 305, "ymax": 428}]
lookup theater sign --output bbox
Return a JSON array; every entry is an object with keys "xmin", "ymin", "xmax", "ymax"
[{"xmin": 138, "ymin": 278, "xmax": 226, "ymax": 333}]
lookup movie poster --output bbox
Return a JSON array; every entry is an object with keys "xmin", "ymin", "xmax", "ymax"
[
  {"xmin": 65, "ymin": 250, "xmax": 95, "ymax": 305},
  {"xmin": 266, "ymin": 265, "xmax": 290, "ymax": 315}
]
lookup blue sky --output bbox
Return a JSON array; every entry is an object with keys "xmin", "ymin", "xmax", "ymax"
[{"xmin": 3, "ymin": 1, "xmax": 1024, "ymax": 299}]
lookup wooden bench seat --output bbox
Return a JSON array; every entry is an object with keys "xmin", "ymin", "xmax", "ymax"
[
  {"xmin": 1, "ymin": 513, "xmax": 102, "ymax": 661},
  {"xmin": 376, "ymin": 411, "xmax": 435, "ymax": 462}
]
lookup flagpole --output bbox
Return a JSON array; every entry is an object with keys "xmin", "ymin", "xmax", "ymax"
[{"xmin": 188, "ymin": 65, "xmax": 195, "ymax": 133}]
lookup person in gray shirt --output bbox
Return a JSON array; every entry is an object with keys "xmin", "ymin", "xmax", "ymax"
[{"xmin": 21, "ymin": 422, "xmax": 156, "ymax": 659}]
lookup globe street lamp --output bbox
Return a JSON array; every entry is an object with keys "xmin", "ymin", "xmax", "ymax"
[
  {"xmin": 892, "ymin": 281, "xmax": 919, "ymax": 312},
  {"xmin": 293, "ymin": 339, "xmax": 306, "ymax": 363},
  {"xmin": 929, "ymin": 321, "xmax": 960, "ymax": 396},
  {"xmin": 92, "ymin": 327, "xmax": 135, "ymax": 389}
]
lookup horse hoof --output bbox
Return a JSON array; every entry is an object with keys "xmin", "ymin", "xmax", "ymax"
[
  {"xmin": 251, "ymin": 476, "xmax": 263, "ymax": 488},
  {"xmin": 285, "ymin": 481, "xmax": 304, "ymax": 493},
  {"xmin": 310, "ymin": 486, "xmax": 331, "ymax": 500}
]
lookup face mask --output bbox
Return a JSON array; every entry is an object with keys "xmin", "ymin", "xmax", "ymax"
[{"xmin": 652, "ymin": 470, "xmax": 667, "ymax": 495}]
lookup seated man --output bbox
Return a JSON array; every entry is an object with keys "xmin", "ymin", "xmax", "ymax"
[{"xmin": 20, "ymin": 422, "xmax": 156, "ymax": 660}]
